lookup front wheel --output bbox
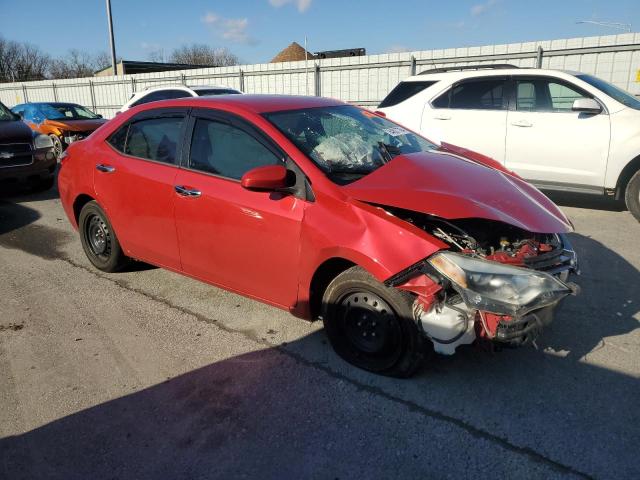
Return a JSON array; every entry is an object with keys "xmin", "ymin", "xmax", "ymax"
[
  {"xmin": 49, "ymin": 134, "xmax": 63, "ymax": 160},
  {"xmin": 321, "ymin": 266, "xmax": 425, "ymax": 377},
  {"xmin": 78, "ymin": 201, "xmax": 130, "ymax": 272}
]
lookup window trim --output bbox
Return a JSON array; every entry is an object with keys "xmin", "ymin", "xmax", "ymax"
[
  {"xmin": 104, "ymin": 107, "xmax": 190, "ymax": 167},
  {"xmin": 429, "ymin": 76, "xmax": 509, "ymax": 111},
  {"xmin": 507, "ymin": 75, "xmax": 609, "ymax": 115}
]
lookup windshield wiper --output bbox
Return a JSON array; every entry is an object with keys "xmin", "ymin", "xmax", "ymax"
[{"xmin": 377, "ymin": 142, "xmax": 402, "ymax": 164}]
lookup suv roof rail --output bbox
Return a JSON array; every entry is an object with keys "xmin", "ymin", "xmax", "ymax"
[{"xmin": 418, "ymin": 64, "xmax": 520, "ymax": 75}]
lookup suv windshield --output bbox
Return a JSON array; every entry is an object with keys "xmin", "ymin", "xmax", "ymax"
[
  {"xmin": 264, "ymin": 105, "xmax": 436, "ymax": 181},
  {"xmin": 40, "ymin": 103, "xmax": 100, "ymax": 120},
  {"xmin": 0, "ymin": 102, "xmax": 17, "ymax": 121},
  {"xmin": 576, "ymin": 74, "xmax": 640, "ymax": 110}
]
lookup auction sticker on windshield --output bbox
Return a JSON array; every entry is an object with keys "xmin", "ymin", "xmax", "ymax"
[{"xmin": 383, "ymin": 126, "xmax": 411, "ymax": 137}]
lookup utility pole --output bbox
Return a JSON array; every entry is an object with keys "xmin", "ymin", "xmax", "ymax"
[{"xmin": 106, "ymin": 0, "xmax": 118, "ymax": 75}]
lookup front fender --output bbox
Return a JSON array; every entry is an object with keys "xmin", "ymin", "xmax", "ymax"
[{"xmin": 295, "ymin": 192, "xmax": 447, "ymax": 317}]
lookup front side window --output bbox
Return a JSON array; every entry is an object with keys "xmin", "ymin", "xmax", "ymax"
[
  {"xmin": 433, "ymin": 79, "xmax": 506, "ymax": 110},
  {"xmin": 189, "ymin": 119, "xmax": 281, "ymax": 179},
  {"xmin": 516, "ymin": 79, "xmax": 590, "ymax": 112},
  {"xmin": 265, "ymin": 105, "xmax": 435, "ymax": 182},
  {"xmin": 123, "ymin": 117, "xmax": 184, "ymax": 164}
]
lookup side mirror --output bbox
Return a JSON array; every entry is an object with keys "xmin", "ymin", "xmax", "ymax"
[
  {"xmin": 572, "ymin": 98, "xmax": 602, "ymax": 114},
  {"xmin": 241, "ymin": 164, "xmax": 289, "ymax": 191},
  {"xmin": 96, "ymin": 114, "xmax": 103, "ymax": 119}
]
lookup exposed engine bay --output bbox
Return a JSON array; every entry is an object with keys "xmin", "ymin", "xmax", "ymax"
[{"xmin": 379, "ymin": 206, "xmax": 579, "ymax": 355}]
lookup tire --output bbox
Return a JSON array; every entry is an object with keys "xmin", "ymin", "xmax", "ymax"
[
  {"xmin": 321, "ymin": 266, "xmax": 425, "ymax": 377},
  {"xmin": 49, "ymin": 134, "xmax": 63, "ymax": 160},
  {"xmin": 31, "ymin": 176, "xmax": 54, "ymax": 192},
  {"xmin": 78, "ymin": 201, "xmax": 130, "ymax": 272},
  {"xmin": 625, "ymin": 170, "xmax": 640, "ymax": 222}
]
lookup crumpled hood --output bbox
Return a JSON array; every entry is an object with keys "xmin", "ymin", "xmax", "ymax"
[
  {"xmin": 44, "ymin": 118, "xmax": 107, "ymax": 131},
  {"xmin": 342, "ymin": 151, "xmax": 572, "ymax": 233}
]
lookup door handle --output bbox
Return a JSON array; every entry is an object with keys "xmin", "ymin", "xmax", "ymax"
[
  {"xmin": 511, "ymin": 120, "xmax": 533, "ymax": 127},
  {"xmin": 174, "ymin": 185, "xmax": 201, "ymax": 197},
  {"xmin": 96, "ymin": 164, "xmax": 116, "ymax": 173},
  {"xmin": 433, "ymin": 114, "xmax": 451, "ymax": 120}
]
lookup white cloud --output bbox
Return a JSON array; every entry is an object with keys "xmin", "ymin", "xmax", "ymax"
[
  {"xmin": 268, "ymin": 0, "xmax": 312, "ymax": 13},
  {"xmin": 471, "ymin": 0, "xmax": 499, "ymax": 17},
  {"xmin": 201, "ymin": 11, "xmax": 257, "ymax": 45}
]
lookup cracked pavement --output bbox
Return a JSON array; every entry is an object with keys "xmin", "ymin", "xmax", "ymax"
[{"xmin": 0, "ymin": 181, "xmax": 639, "ymax": 479}]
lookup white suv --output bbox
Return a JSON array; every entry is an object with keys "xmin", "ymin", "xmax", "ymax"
[
  {"xmin": 377, "ymin": 65, "xmax": 640, "ymax": 221},
  {"xmin": 120, "ymin": 85, "xmax": 242, "ymax": 112}
]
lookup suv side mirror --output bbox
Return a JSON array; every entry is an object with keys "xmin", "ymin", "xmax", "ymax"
[
  {"xmin": 241, "ymin": 164, "xmax": 289, "ymax": 191},
  {"xmin": 572, "ymin": 98, "xmax": 602, "ymax": 114}
]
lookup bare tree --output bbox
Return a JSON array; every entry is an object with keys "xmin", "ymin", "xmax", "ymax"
[
  {"xmin": 49, "ymin": 49, "xmax": 114, "ymax": 79},
  {"xmin": 147, "ymin": 48, "xmax": 166, "ymax": 63},
  {"xmin": 0, "ymin": 37, "xmax": 50, "ymax": 82},
  {"xmin": 169, "ymin": 43, "xmax": 239, "ymax": 66}
]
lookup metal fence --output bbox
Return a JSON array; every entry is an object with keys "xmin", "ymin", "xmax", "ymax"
[{"xmin": 1, "ymin": 32, "xmax": 639, "ymax": 118}]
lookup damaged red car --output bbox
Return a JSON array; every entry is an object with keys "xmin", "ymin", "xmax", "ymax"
[{"xmin": 58, "ymin": 95, "xmax": 579, "ymax": 377}]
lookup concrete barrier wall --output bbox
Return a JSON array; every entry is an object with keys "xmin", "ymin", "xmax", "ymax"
[{"xmin": 1, "ymin": 32, "xmax": 639, "ymax": 118}]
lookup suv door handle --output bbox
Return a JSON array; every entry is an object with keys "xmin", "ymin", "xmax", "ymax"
[
  {"xmin": 433, "ymin": 114, "xmax": 451, "ymax": 120},
  {"xmin": 511, "ymin": 120, "xmax": 533, "ymax": 127},
  {"xmin": 96, "ymin": 164, "xmax": 116, "ymax": 173},
  {"xmin": 174, "ymin": 185, "xmax": 201, "ymax": 197}
]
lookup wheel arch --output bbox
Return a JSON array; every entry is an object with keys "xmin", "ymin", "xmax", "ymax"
[
  {"xmin": 73, "ymin": 193, "xmax": 96, "ymax": 226},
  {"xmin": 615, "ymin": 154, "xmax": 640, "ymax": 200},
  {"xmin": 308, "ymin": 257, "xmax": 357, "ymax": 320}
]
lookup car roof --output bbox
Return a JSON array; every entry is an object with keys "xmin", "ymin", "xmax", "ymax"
[
  {"xmin": 136, "ymin": 94, "xmax": 345, "ymax": 114},
  {"xmin": 402, "ymin": 67, "xmax": 579, "ymax": 82}
]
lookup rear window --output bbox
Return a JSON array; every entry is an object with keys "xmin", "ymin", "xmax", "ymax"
[
  {"xmin": 378, "ymin": 81, "xmax": 438, "ymax": 108},
  {"xmin": 195, "ymin": 89, "xmax": 241, "ymax": 96}
]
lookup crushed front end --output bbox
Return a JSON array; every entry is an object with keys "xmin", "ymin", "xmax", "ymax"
[{"xmin": 384, "ymin": 211, "xmax": 579, "ymax": 354}]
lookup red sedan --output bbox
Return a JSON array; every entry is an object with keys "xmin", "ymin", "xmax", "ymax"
[{"xmin": 58, "ymin": 95, "xmax": 578, "ymax": 377}]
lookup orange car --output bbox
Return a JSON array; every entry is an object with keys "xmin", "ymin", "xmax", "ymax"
[{"xmin": 11, "ymin": 102, "xmax": 107, "ymax": 158}]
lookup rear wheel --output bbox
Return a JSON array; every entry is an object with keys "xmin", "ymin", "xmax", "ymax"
[
  {"xmin": 321, "ymin": 266, "xmax": 425, "ymax": 377},
  {"xmin": 625, "ymin": 170, "xmax": 640, "ymax": 222},
  {"xmin": 79, "ymin": 201, "xmax": 129, "ymax": 272}
]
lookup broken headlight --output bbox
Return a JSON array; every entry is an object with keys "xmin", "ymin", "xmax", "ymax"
[{"xmin": 427, "ymin": 252, "xmax": 574, "ymax": 316}]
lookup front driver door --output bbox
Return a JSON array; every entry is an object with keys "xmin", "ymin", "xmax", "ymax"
[
  {"xmin": 94, "ymin": 109, "xmax": 187, "ymax": 270},
  {"xmin": 173, "ymin": 110, "xmax": 306, "ymax": 307},
  {"xmin": 505, "ymin": 77, "xmax": 610, "ymax": 191}
]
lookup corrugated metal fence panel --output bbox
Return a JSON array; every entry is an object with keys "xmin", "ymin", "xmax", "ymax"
[{"xmin": 1, "ymin": 32, "xmax": 639, "ymax": 117}]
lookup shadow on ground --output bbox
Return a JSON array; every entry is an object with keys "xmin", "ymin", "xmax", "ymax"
[{"xmin": 544, "ymin": 191, "xmax": 626, "ymax": 213}]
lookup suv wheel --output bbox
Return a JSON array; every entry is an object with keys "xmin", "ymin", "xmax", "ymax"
[
  {"xmin": 625, "ymin": 170, "xmax": 640, "ymax": 222},
  {"xmin": 321, "ymin": 266, "xmax": 425, "ymax": 377},
  {"xmin": 79, "ymin": 201, "xmax": 130, "ymax": 272}
]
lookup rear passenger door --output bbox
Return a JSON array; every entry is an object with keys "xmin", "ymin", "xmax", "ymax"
[
  {"xmin": 95, "ymin": 108, "xmax": 188, "ymax": 269},
  {"xmin": 424, "ymin": 77, "xmax": 509, "ymax": 163}
]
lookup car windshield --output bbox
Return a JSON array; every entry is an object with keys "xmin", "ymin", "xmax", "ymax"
[
  {"xmin": 40, "ymin": 103, "xmax": 100, "ymax": 120},
  {"xmin": 196, "ymin": 89, "xmax": 240, "ymax": 96},
  {"xmin": 264, "ymin": 105, "xmax": 436, "ymax": 181},
  {"xmin": 0, "ymin": 102, "xmax": 17, "ymax": 121},
  {"xmin": 576, "ymin": 74, "xmax": 640, "ymax": 110}
]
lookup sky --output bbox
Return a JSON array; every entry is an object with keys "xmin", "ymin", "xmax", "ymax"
[{"xmin": 1, "ymin": 0, "xmax": 639, "ymax": 64}]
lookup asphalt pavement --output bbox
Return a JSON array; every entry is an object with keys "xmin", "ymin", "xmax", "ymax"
[{"xmin": 0, "ymin": 181, "xmax": 638, "ymax": 479}]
